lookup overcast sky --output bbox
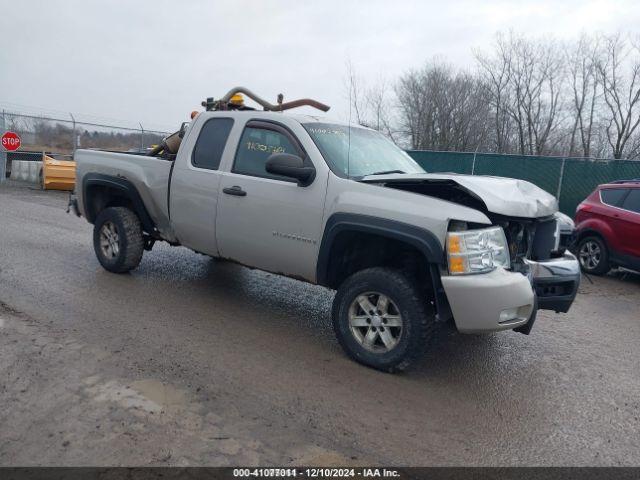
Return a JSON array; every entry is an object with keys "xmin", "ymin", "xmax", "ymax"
[{"xmin": 1, "ymin": 0, "xmax": 639, "ymax": 132}]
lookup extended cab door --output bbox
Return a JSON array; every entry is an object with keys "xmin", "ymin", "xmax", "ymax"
[
  {"xmin": 215, "ymin": 120, "xmax": 328, "ymax": 282},
  {"xmin": 169, "ymin": 116, "xmax": 235, "ymax": 256}
]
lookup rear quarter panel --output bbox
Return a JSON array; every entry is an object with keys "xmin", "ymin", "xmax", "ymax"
[{"xmin": 75, "ymin": 150, "xmax": 173, "ymax": 238}]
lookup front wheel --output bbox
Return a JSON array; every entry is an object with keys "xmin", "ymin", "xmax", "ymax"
[
  {"xmin": 93, "ymin": 207, "xmax": 144, "ymax": 273},
  {"xmin": 332, "ymin": 268, "xmax": 435, "ymax": 372}
]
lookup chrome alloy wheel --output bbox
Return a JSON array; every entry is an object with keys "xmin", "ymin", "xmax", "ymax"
[
  {"xmin": 348, "ymin": 292, "xmax": 403, "ymax": 353},
  {"xmin": 99, "ymin": 221, "xmax": 120, "ymax": 259},
  {"xmin": 579, "ymin": 240, "xmax": 601, "ymax": 270}
]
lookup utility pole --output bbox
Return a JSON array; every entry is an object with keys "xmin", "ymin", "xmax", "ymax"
[
  {"xmin": 69, "ymin": 112, "xmax": 76, "ymax": 154},
  {"xmin": 139, "ymin": 123, "xmax": 145, "ymax": 151},
  {"xmin": 471, "ymin": 144, "xmax": 480, "ymax": 175}
]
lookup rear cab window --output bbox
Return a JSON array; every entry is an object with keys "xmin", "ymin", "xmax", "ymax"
[
  {"xmin": 191, "ymin": 118, "xmax": 234, "ymax": 170},
  {"xmin": 600, "ymin": 188, "xmax": 628, "ymax": 207}
]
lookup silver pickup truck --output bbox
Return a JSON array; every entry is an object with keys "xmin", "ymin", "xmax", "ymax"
[{"xmin": 71, "ymin": 88, "xmax": 580, "ymax": 372}]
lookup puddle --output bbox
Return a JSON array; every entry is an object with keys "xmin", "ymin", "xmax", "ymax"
[
  {"xmin": 130, "ymin": 379, "xmax": 188, "ymax": 408},
  {"xmin": 87, "ymin": 380, "xmax": 163, "ymax": 413},
  {"xmin": 86, "ymin": 378, "xmax": 189, "ymax": 414},
  {"xmin": 83, "ymin": 374, "xmax": 101, "ymax": 386}
]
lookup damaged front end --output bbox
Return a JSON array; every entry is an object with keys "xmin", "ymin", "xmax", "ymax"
[
  {"xmin": 493, "ymin": 214, "xmax": 580, "ymax": 318},
  {"xmin": 493, "ymin": 214, "xmax": 561, "ymax": 271},
  {"xmin": 364, "ymin": 174, "xmax": 581, "ymax": 328}
]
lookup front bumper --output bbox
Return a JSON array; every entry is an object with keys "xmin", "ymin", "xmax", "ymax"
[
  {"xmin": 526, "ymin": 252, "xmax": 581, "ymax": 313},
  {"xmin": 440, "ymin": 252, "xmax": 580, "ymax": 334}
]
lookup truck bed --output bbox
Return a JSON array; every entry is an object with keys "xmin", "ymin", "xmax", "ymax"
[{"xmin": 74, "ymin": 149, "xmax": 174, "ymax": 238}]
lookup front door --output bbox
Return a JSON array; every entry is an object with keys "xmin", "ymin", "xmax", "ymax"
[{"xmin": 216, "ymin": 121, "xmax": 327, "ymax": 282}]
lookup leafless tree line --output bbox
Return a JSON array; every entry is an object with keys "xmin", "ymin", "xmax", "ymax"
[{"xmin": 348, "ymin": 32, "xmax": 640, "ymax": 159}]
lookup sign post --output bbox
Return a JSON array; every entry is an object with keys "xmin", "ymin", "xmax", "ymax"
[
  {"xmin": 0, "ymin": 111, "xmax": 5, "ymax": 182},
  {"xmin": 1, "ymin": 131, "xmax": 21, "ymax": 183}
]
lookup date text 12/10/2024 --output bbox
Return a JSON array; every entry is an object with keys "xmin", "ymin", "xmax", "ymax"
[{"xmin": 233, "ymin": 468, "xmax": 401, "ymax": 478}]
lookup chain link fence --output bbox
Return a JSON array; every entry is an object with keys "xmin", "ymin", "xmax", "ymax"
[
  {"xmin": 3, "ymin": 109, "xmax": 639, "ymax": 216},
  {"xmin": 1, "ymin": 109, "xmax": 169, "ymax": 155},
  {"xmin": 407, "ymin": 150, "xmax": 640, "ymax": 216}
]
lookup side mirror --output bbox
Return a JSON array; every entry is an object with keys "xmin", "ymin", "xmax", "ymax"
[{"xmin": 265, "ymin": 153, "xmax": 315, "ymax": 186}]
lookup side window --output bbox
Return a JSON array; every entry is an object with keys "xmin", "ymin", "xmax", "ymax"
[
  {"xmin": 233, "ymin": 126, "xmax": 299, "ymax": 180},
  {"xmin": 600, "ymin": 188, "xmax": 628, "ymax": 207},
  {"xmin": 191, "ymin": 118, "xmax": 234, "ymax": 170},
  {"xmin": 621, "ymin": 189, "xmax": 640, "ymax": 213}
]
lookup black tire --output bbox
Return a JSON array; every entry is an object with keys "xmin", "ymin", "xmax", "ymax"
[
  {"xmin": 332, "ymin": 267, "xmax": 435, "ymax": 373},
  {"xmin": 577, "ymin": 235, "xmax": 610, "ymax": 275},
  {"xmin": 93, "ymin": 207, "xmax": 144, "ymax": 273}
]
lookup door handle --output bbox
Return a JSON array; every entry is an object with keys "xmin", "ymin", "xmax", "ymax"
[{"xmin": 223, "ymin": 186, "xmax": 247, "ymax": 197}]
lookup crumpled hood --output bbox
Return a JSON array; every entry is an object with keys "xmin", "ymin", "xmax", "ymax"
[{"xmin": 361, "ymin": 173, "xmax": 558, "ymax": 218}]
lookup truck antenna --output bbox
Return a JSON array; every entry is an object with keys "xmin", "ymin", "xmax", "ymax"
[{"xmin": 347, "ymin": 81, "xmax": 352, "ymax": 179}]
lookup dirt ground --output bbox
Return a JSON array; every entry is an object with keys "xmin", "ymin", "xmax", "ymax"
[{"xmin": 0, "ymin": 181, "xmax": 639, "ymax": 466}]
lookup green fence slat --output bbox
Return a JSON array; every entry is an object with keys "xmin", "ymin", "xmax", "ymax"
[
  {"xmin": 473, "ymin": 153, "xmax": 562, "ymax": 195},
  {"xmin": 407, "ymin": 150, "xmax": 640, "ymax": 216},
  {"xmin": 559, "ymin": 159, "xmax": 640, "ymax": 214},
  {"xmin": 407, "ymin": 150, "xmax": 474, "ymax": 174}
]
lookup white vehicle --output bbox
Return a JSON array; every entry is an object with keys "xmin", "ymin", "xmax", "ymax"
[{"xmin": 70, "ymin": 87, "xmax": 580, "ymax": 372}]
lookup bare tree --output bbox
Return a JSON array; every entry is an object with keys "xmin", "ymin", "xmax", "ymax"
[
  {"xmin": 395, "ymin": 61, "xmax": 490, "ymax": 151},
  {"xmin": 344, "ymin": 62, "xmax": 400, "ymax": 144},
  {"xmin": 597, "ymin": 33, "xmax": 640, "ymax": 159},
  {"xmin": 363, "ymin": 78, "xmax": 401, "ymax": 144},
  {"xmin": 344, "ymin": 60, "xmax": 366, "ymax": 126},
  {"xmin": 346, "ymin": 30, "xmax": 640, "ymax": 160},
  {"xmin": 478, "ymin": 33, "xmax": 566, "ymax": 155},
  {"xmin": 395, "ymin": 69, "xmax": 427, "ymax": 148},
  {"xmin": 475, "ymin": 37, "xmax": 515, "ymax": 153},
  {"xmin": 566, "ymin": 34, "xmax": 601, "ymax": 157}
]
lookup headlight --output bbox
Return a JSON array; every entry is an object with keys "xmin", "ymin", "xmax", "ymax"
[{"xmin": 446, "ymin": 226, "xmax": 510, "ymax": 275}]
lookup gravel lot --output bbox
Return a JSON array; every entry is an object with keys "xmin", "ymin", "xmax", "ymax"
[{"xmin": 0, "ymin": 181, "xmax": 639, "ymax": 466}]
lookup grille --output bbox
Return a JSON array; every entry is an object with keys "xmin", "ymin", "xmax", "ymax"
[
  {"xmin": 530, "ymin": 218, "xmax": 557, "ymax": 261},
  {"xmin": 499, "ymin": 217, "xmax": 558, "ymax": 270}
]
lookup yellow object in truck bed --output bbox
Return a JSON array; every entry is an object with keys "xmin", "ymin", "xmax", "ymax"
[{"xmin": 42, "ymin": 154, "xmax": 76, "ymax": 191}]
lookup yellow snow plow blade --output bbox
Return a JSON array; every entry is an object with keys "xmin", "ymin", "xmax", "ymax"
[{"xmin": 42, "ymin": 154, "xmax": 76, "ymax": 191}]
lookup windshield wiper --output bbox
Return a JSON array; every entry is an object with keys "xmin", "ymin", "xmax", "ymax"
[{"xmin": 369, "ymin": 169, "xmax": 405, "ymax": 176}]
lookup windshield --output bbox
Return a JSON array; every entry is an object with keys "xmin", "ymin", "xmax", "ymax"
[{"xmin": 303, "ymin": 123, "xmax": 425, "ymax": 178}]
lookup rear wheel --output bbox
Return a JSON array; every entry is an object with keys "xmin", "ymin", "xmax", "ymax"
[
  {"xmin": 577, "ymin": 235, "xmax": 610, "ymax": 275},
  {"xmin": 332, "ymin": 267, "xmax": 435, "ymax": 372},
  {"xmin": 93, "ymin": 207, "xmax": 144, "ymax": 273}
]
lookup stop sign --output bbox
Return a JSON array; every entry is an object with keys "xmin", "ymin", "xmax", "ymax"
[{"xmin": 1, "ymin": 131, "xmax": 21, "ymax": 151}]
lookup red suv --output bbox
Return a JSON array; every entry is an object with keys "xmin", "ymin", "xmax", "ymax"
[{"xmin": 575, "ymin": 180, "xmax": 640, "ymax": 274}]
